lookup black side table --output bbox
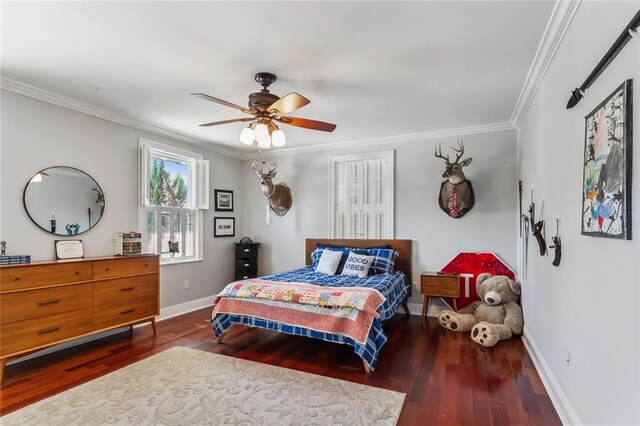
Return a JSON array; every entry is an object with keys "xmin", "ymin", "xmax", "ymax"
[{"xmin": 233, "ymin": 242, "xmax": 260, "ymax": 281}]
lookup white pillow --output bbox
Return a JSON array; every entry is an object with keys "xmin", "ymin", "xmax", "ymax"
[
  {"xmin": 315, "ymin": 249, "xmax": 343, "ymax": 275},
  {"xmin": 341, "ymin": 251, "xmax": 374, "ymax": 278}
]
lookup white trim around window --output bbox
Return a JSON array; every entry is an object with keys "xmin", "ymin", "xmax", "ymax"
[{"xmin": 139, "ymin": 138, "xmax": 209, "ymax": 265}]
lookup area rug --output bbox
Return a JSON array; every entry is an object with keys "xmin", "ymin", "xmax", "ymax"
[{"xmin": 2, "ymin": 346, "xmax": 405, "ymax": 425}]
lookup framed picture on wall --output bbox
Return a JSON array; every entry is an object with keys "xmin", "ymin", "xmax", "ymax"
[
  {"xmin": 214, "ymin": 189, "xmax": 233, "ymax": 211},
  {"xmin": 581, "ymin": 79, "xmax": 633, "ymax": 240},
  {"xmin": 214, "ymin": 217, "xmax": 235, "ymax": 237}
]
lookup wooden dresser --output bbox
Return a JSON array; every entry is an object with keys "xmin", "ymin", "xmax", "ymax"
[{"xmin": 0, "ymin": 254, "xmax": 159, "ymax": 381}]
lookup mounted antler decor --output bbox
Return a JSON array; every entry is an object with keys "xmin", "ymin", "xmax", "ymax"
[
  {"xmin": 251, "ymin": 160, "xmax": 292, "ymax": 224},
  {"xmin": 434, "ymin": 139, "xmax": 475, "ymax": 218}
]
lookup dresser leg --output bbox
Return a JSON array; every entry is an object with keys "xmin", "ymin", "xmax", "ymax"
[
  {"xmin": 453, "ymin": 298, "xmax": 458, "ymax": 312},
  {"xmin": 0, "ymin": 358, "xmax": 6, "ymax": 383},
  {"xmin": 150, "ymin": 318, "xmax": 157, "ymax": 335}
]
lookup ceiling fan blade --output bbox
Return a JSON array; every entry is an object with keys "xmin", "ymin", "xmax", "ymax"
[
  {"xmin": 191, "ymin": 93, "xmax": 254, "ymax": 114},
  {"xmin": 199, "ymin": 117, "xmax": 254, "ymax": 127},
  {"xmin": 276, "ymin": 116, "xmax": 337, "ymax": 132},
  {"xmin": 267, "ymin": 92, "xmax": 310, "ymax": 115}
]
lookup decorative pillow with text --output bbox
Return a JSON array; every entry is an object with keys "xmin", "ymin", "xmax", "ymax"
[{"xmin": 341, "ymin": 251, "xmax": 374, "ymax": 278}]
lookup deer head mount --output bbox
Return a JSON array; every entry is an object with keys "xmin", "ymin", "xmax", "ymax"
[
  {"xmin": 435, "ymin": 139, "xmax": 475, "ymax": 218},
  {"xmin": 251, "ymin": 160, "xmax": 292, "ymax": 222}
]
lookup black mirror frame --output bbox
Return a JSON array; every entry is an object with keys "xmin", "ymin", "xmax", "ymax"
[{"xmin": 22, "ymin": 166, "xmax": 105, "ymax": 236}]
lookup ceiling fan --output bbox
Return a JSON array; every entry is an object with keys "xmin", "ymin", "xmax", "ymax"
[{"xmin": 192, "ymin": 72, "xmax": 337, "ymax": 149}]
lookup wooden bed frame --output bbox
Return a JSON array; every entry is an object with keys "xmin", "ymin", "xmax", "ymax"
[{"xmin": 305, "ymin": 238, "xmax": 413, "ymax": 283}]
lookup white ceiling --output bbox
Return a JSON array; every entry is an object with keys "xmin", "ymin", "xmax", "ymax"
[{"xmin": 1, "ymin": 1, "xmax": 555, "ymax": 155}]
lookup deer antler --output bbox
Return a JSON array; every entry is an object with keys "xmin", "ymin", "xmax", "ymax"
[
  {"xmin": 434, "ymin": 144, "xmax": 450, "ymax": 164},
  {"xmin": 251, "ymin": 160, "xmax": 263, "ymax": 176},
  {"xmin": 451, "ymin": 139, "xmax": 465, "ymax": 164},
  {"xmin": 267, "ymin": 162, "xmax": 278, "ymax": 176}
]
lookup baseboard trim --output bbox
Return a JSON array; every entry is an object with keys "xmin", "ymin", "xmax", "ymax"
[
  {"xmin": 6, "ymin": 295, "xmax": 217, "ymax": 367},
  {"xmin": 157, "ymin": 294, "xmax": 215, "ymax": 322},
  {"xmin": 404, "ymin": 301, "xmax": 446, "ymax": 317},
  {"xmin": 521, "ymin": 327, "xmax": 582, "ymax": 425},
  {"xmin": 6, "ymin": 328, "xmax": 126, "ymax": 366},
  {"xmin": 405, "ymin": 302, "xmax": 422, "ymax": 316}
]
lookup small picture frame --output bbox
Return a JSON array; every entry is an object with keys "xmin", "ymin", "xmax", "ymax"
[
  {"xmin": 214, "ymin": 217, "xmax": 235, "ymax": 237},
  {"xmin": 55, "ymin": 239, "xmax": 84, "ymax": 259},
  {"xmin": 214, "ymin": 189, "xmax": 234, "ymax": 212}
]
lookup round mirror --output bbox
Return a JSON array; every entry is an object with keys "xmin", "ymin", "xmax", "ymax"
[{"xmin": 23, "ymin": 166, "xmax": 105, "ymax": 236}]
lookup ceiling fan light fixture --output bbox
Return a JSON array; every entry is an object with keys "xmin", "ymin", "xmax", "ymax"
[
  {"xmin": 271, "ymin": 129, "xmax": 286, "ymax": 147},
  {"xmin": 254, "ymin": 123, "xmax": 269, "ymax": 140},
  {"xmin": 256, "ymin": 134, "xmax": 271, "ymax": 149},
  {"xmin": 239, "ymin": 126, "xmax": 255, "ymax": 145},
  {"xmin": 193, "ymin": 72, "xmax": 336, "ymax": 151}
]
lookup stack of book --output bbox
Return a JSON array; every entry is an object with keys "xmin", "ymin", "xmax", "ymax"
[
  {"xmin": 113, "ymin": 232, "xmax": 142, "ymax": 255},
  {"xmin": 0, "ymin": 255, "xmax": 31, "ymax": 265}
]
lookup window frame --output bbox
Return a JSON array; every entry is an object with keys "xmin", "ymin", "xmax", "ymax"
[
  {"xmin": 139, "ymin": 138, "xmax": 208, "ymax": 265},
  {"xmin": 328, "ymin": 150, "xmax": 395, "ymax": 239}
]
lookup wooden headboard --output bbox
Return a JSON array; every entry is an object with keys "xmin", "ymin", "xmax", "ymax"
[{"xmin": 305, "ymin": 238, "xmax": 412, "ymax": 282}]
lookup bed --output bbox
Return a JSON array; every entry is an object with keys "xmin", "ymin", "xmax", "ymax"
[{"xmin": 211, "ymin": 238, "xmax": 412, "ymax": 372}]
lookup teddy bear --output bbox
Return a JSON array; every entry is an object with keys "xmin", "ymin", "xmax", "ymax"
[{"xmin": 438, "ymin": 273, "xmax": 523, "ymax": 347}]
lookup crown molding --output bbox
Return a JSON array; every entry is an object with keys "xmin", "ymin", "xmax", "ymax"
[
  {"xmin": 241, "ymin": 122, "xmax": 516, "ymax": 160},
  {"xmin": 3, "ymin": 0, "xmax": 582, "ymax": 165},
  {"xmin": 0, "ymin": 77, "xmax": 244, "ymax": 160},
  {"xmin": 509, "ymin": 0, "xmax": 582, "ymax": 127}
]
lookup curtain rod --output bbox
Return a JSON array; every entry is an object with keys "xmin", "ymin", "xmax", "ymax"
[{"xmin": 566, "ymin": 9, "xmax": 640, "ymax": 109}]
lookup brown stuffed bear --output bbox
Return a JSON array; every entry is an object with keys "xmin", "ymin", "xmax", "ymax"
[{"xmin": 438, "ymin": 273, "xmax": 523, "ymax": 347}]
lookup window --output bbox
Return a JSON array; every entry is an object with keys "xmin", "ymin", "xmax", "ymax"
[
  {"xmin": 329, "ymin": 150, "xmax": 394, "ymax": 238},
  {"xmin": 139, "ymin": 139, "xmax": 209, "ymax": 264}
]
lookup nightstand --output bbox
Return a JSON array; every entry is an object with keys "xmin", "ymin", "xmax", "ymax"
[
  {"xmin": 233, "ymin": 242, "xmax": 260, "ymax": 281},
  {"xmin": 420, "ymin": 271, "xmax": 459, "ymax": 317}
]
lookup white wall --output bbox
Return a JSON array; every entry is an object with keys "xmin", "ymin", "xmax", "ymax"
[
  {"xmin": 241, "ymin": 130, "xmax": 517, "ymax": 306},
  {"xmin": 517, "ymin": 2, "xmax": 639, "ymax": 425},
  {"xmin": 0, "ymin": 90, "xmax": 243, "ymax": 308}
]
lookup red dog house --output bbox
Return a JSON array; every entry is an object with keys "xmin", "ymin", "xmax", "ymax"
[{"xmin": 441, "ymin": 252, "xmax": 515, "ymax": 310}]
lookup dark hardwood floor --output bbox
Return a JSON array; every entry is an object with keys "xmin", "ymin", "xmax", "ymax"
[{"xmin": 0, "ymin": 308, "xmax": 561, "ymax": 425}]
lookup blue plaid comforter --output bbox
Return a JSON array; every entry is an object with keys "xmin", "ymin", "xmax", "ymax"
[{"xmin": 211, "ymin": 266, "xmax": 410, "ymax": 371}]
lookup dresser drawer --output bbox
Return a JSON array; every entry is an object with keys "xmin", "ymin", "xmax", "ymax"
[
  {"xmin": 93, "ymin": 274, "xmax": 157, "ymax": 306},
  {"xmin": 234, "ymin": 272, "xmax": 258, "ymax": 281},
  {"xmin": 0, "ymin": 308, "xmax": 92, "ymax": 356},
  {"xmin": 92, "ymin": 296, "xmax": 158, "ymax": 328},
  {"xmin": 421, "ymin": 275, "xmax": 459, "ymax": 297},
  {"xmin": 235, "ymin": 258, "xmax": 257, "ymax": 272},
  {"xmin": 93, "ymin": 256, "xmax": 158, "ymax": 279},
  {"xmin": 0, "ymin": 263, "xmax": 92, "ymax": 292},
  {"xmin": 235, "ymin": 244, "xmax": 258, "ymax": 259},
  {"xmin": 0, "ymin": 283, "xmax": 92, "ymax": 325}
]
